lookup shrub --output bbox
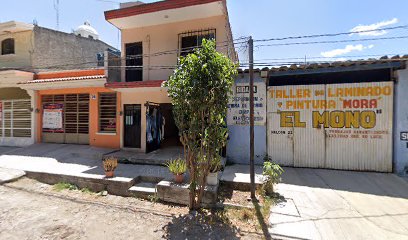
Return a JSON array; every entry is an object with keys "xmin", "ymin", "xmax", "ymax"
[{"xmin": 262, "ymin": 156, "xmax": 284, "ymax": 196}]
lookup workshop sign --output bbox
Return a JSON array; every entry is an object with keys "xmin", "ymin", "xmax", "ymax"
[
  {"xmin": 267, "ymin": 81, "xmax": 393, "ymax": 172},
  {"xmin": 268, "ymin": 82, "xmax": 393, "ymax": 132},
  {"xmin": 227, "ymin": 82, "xmax": 266, "ymax": 126}
]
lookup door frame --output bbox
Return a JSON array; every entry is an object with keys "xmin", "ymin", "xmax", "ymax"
[{"xmin": 123, "ymin": 104, "xmax": 141, "ymax": 148}]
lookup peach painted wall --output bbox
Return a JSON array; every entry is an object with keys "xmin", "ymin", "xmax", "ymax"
[
  {"xmin": 36, "ymin": 87, "xmax": 121, "ymax": 149},
  {"xmin": 119, "ymin": 87, "xmax": 170, "ymax": 152},
  {"xmin": 121, "ymin": 15, "xmax": 233, "ymax": 82}
]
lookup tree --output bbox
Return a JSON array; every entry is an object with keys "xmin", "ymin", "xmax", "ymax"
[{"xmin": 164, "ymin": 39, "xmax": 237, "ymax": 210}]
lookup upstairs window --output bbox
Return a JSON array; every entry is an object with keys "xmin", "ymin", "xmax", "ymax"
[
  {"xmin": 1, "ymin": 38, "xmax": 15, "ymax": 55},
  {"xmin": 179, "ymin": 29, "xmax": 216, "ymax": 57},
  {"xmin": 125, "ymin": 42, "xmax": 143, "ymax": 82}
]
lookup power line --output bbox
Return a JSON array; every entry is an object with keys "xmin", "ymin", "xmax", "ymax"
[
  {"xmin": 253, "ymin": 24, "xmax": 408, "ymax": 42},
  {"xmin": 255, "ymin": 35, "xmax": 408, "ymax": 47},
  {"xmin": 241, "ymin": 53, "xmax": 408, "ymax": 63},
  {"xmin": 0, "ymin": 41, "xmax": 244, "ymax": 70},
  {"xmin": 95, "ymin": 0, "xmax": 122, "ymax": 3},
  {"xmin": 238, "ymin": 57, "xmax": 408, "ymax": 67}
]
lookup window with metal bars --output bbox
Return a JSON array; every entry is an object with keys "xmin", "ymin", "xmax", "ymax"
[
  {"xmin": 178, "ymin": 29, "xmax": 216, "ymax": 57},
  {"xmin": 0, "ymin": 100, "xmax": 31, "ymax": 138},
  {"xmin": 99, "ymin": 93, "xmax": 117, "ymax": 133}
]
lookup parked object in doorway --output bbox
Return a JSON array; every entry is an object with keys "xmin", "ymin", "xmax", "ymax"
[
  {"xmin": 103, "ymin": 156, "xmax": 118, "ymax": 178},
  {"xmin": 165, "ymin": 158, "xmax": 187, "ymax": 184}
]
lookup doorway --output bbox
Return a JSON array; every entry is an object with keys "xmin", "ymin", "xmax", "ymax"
[
  {"xmin": 125, "ymin": 42, "xmax": 143, "ymax": 82},
  {"xmin": 124, "ymin": 104, "xmax": 141, "ymax": 148}
]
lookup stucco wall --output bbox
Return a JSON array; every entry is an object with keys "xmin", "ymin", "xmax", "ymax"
[
  {"xmin": 121, "ymin": 15, "xmax": 231, "ymax": 82},
  {"xmin": 394, "ymin": 66, "xmax": 408, "ymax": 176},
  {"xmin": 0, "ymin": 30, "xmax": 33, "ymax": 69},
  {"xmin": 32, "ymin": 26, "xmax": 113, "ymax": 72},
  {"xmin": 226, "ymin": 72, "xmax": 267, "ymax": 165}
]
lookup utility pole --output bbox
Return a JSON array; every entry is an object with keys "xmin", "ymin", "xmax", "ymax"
[{"xmin": 248, "ymin": 36, "xmax": 256, "ymax": 199}]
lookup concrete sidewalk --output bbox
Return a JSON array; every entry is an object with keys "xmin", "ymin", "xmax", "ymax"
[
  {"xmin": 269, "ymin": 167, "xmax": 408, "ymax": 240},
  {"xmin": 0, "ymin": 167, "xmax": 25, "ymax": 184},
  {"xmin": 0, "ymin": 143, "xmax": 173, "ymax": 183}
]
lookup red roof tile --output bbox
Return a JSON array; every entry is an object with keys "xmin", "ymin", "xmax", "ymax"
[
  {"xmin": 105, "ymin": 80, "xmax": 165, "ymax": 88},
  {"xmin": 20, "ymin": 75, "xmax": 106, "ymax": 84}
]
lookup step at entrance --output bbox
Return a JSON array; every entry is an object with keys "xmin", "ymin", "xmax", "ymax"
[{"xmin": 128, "ymin": 176, "xmax": 163, "ymax": 199}]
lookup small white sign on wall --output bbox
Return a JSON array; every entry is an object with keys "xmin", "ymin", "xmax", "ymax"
[{"xmin": 227, "ymin": 82, "xmax": 266, "ymax": 126}]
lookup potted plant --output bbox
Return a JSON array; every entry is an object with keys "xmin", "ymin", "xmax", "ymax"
[
  {"xmin": 103, "ymin": 156, "xmax": 118, "ymax": 178},
  {"xmin": 165, "ymin": 158, "xmax": 187, "ymax": 183},
  {"xmin": 207, "ymin": 157, "xmax": 222, "ymax": 186}
]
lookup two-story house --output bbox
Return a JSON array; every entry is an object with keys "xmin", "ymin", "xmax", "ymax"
[
  {"xmin": 0, "ymin": 20, "xmax": 116, "ymax": 147},
  {"xmin": 103, "ymin": 0, "xmax": 237, "ymax": 152}
]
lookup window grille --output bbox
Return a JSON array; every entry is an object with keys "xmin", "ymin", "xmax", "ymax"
[
  {"xmin": 178, "ymin": 29, "xmax": 216, "ymax": 57},
  {"xmin": 99, "ymin": 93, "xmax": 117, "ymax": 133},
  {"xmin": 0, "ymin": 100, "xmax": 31, "ymax": 138}
]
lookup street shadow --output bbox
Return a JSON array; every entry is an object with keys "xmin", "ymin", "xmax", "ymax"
[
  {"xmin": 163, "ymin": 212, "xmax": 241, "ymax": 240},
  {"xmin": 252, "ymin": 199, "xmax": 272, "ymax": 240},
  {"xmin": 217, "ymin": 182, "xmax": 234, "ymax": 202}
]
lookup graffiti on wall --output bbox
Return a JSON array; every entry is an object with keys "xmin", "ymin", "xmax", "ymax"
[{"xmin": 227, "ymin": 82, "xmax": 266, "ymax": 126}]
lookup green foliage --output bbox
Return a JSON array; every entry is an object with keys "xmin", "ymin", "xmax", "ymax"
[
  {"xmin": 164, "ymin": 39, "xmax": 237, "ymax": 210},
  {"xmin": 262, "ymin": 156, "xmax": 284, "ymax": 196},
  {"xmin": 53, "ymin": 182, "xmax": 79, "ymax": 191},
  {"xmin": 53, "ymin": 182, "xmax": 96, "ymax": 194},
  {"xmin": 147, "ymin": 194, "xmax": 159, "ymax": 203},
  {"xmin": 80, "ymin": 188, "xmax": 94, "ymax": 194},
  {"xmin": 165, "ymin": 158, "xmax": 187, "ymax": 175},
  {"xmin": 209, "ymin": 156, "xmax": 222, "ymax": 173}
]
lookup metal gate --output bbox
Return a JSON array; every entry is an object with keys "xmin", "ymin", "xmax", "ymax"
[
  {"xmin": 267, "ymin": 82, "xmax": 393, "ymax": 172},
  {"xmin": 0, "ymin": 99, "xmax": 31, "ymax": 138},
  {"xmin": 42, "ymin": 94, "xmax": 90, "ymax": 144}
]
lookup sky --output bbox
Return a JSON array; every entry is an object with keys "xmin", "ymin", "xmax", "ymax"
[{"xmin": 3, "ymin": 0, "xmax": 408, "ymax": 66}]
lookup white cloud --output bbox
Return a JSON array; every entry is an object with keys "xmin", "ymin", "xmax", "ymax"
[
  {"xmin": 320, "ymin": 44, "xmax": 374, "ymax": 57},
  {"xmin": 349, "ymin": 18, "xmax": 398, "ymax": 36}
]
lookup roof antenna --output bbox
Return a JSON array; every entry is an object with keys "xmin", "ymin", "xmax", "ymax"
[{"xmin": 54, "ymin": 0, "xmax": 60, "ymax": 30}]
